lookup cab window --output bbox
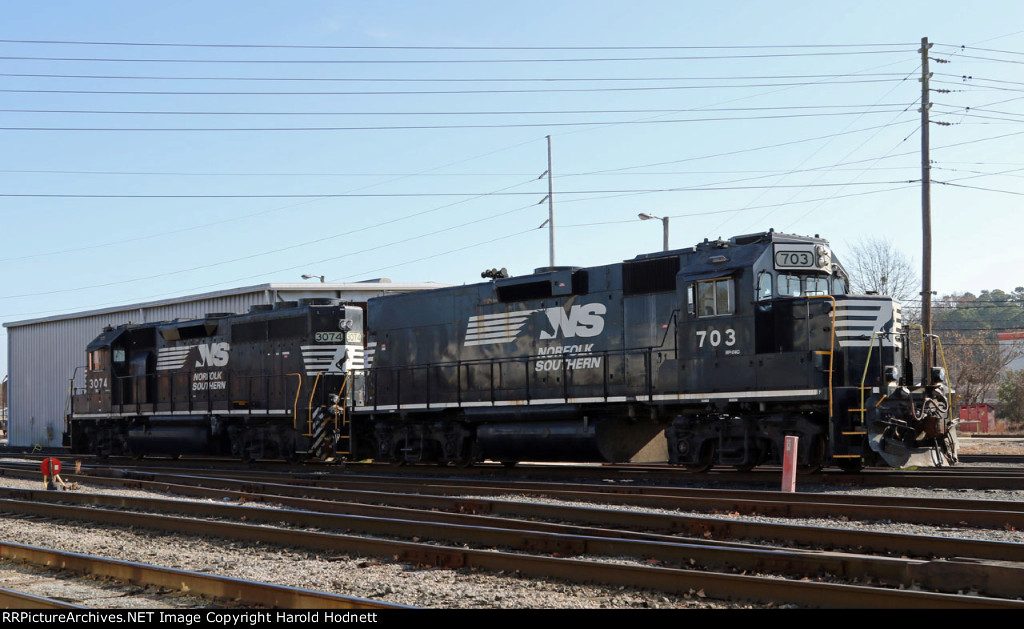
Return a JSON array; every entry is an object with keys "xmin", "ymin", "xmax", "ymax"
[
  {"xmin": 88, "ymin": 350, "xmax": 106, "ymax": 371},
  {"xmin": 778, "ymin": 274, "xmax": 802, "ymax": 297},
  {"xmin": 696, "ymin": 279, "xmax": 733, "ymax": 317},
  {"xmin": 778, "ymin": 273, "xmax": 830, "ymax": 297},
  {"xmin": 805, "ymin": 276, "xmax": 829, "ymax": 296},
  {"xmin": 756, "ymin": 272, "xmax": 773, "ymax": 301}
]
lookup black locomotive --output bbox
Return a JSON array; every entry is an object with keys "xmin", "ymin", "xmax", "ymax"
[
  {"xmin": 67, "ymin": 299, "xmax": 364, "ymax": 461},
  {"xmin": 67, "ymin": 230, "xmax": 958, "ymax": 470}
]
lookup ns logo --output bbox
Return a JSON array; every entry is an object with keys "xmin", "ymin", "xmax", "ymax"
[
  {"xmin": 195, "ymin": 342, "xmax": 231, "ymax": 368},
  {"xmin": 539, "ymin": 303, "xmax": 607, "ymax": 339}
]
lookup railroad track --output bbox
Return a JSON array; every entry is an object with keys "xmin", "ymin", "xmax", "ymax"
[
  {"xmin": 0, "ymin": 539, "xmax": 406, "ymax": 610},
  {"xmin": 0, "ymin": 465, "xmax": 1022, "ymax": 608},
  {"xmin": 20, "ymin": 465, "xmax": 1023, "ymax": 531},
  {"xmin": 4, "ymin": 453, "xmax": 1023, "ymax": 490}
]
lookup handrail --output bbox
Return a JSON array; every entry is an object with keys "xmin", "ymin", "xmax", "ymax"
[
  {"xmin": 361, "ymin": 344, "xmax": 673, "ymax": 410},
  {"xmin": 807, "ymin": 295, "xmax": 836, "ymax": 419},
  {"xmin": 931, "ymin": 333, "xmax": 954, "ymax": 417},
  {"xmin": 859, "ymin": 331, "xmax": 885, "ymax": 425},
  {"xmin": 335, "ymin": 373, "xmax": 351, "ymax": 453},
  {"xmin": 305, "ymin": 372, "xmax": 325, "ymax": 434},
  {"xmin": 71, "ymin": 371, "xmax": 305, "ymax": 423},
  {"xmin": 64, "ymin": 366, "xmax": 85, "ymax": 434},
  {"xmin": 286, "ymin": 373, "xmax": 302, "ymax": 430},
  {"xmin": 906, "ymin": 323, "xmax": 954, "ymax": 407}
]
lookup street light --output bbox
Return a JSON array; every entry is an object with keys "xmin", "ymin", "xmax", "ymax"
[
  {"xmin": 301, "ymin": 274, "xmax": 325, "ymax": 283},
  {"xmin": 638, "ymin": 213, "xmax": 669, "ymax": 252}
]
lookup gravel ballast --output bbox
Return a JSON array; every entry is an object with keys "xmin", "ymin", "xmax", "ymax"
[{"xmin": 0, "ymin": 439, "xmax": 1020, "ymax": 609}]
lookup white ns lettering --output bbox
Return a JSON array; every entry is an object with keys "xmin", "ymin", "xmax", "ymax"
[
  {"xmin": 195, "ymin": 342, "xmax": 231, "ymax": 368},
  {"xmin": 539, "ymin": 303, "xmax": 607, "ymax": 340}
]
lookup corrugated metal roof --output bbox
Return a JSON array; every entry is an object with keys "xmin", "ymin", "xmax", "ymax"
[
  {"xmin": 3, "ymin": 280, "xmax": 445, "ymax": 448},
  {"xmin": 3, "ymin": 281, "xmax": 447, "ymax": 328}
]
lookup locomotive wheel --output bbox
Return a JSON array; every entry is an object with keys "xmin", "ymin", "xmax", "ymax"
[
  {"xmin": 732, "ymin": 463, "xmax": 756, "ymax": 472},
  {"xmin": 683, "ymin": 441, "xmax": 715, "ymax": 473},
  {"xmin": 683, "ymin": 463, "xmax": 713, "ymax": 473},
  {"xmin": 797, "ymin": 434, "xmax": 825, "ymax": 474}
]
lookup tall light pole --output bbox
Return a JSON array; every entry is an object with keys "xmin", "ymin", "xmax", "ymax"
[
  {"xmin": 301, "ymin": 274, "xmax": 325, "ymax": 283},
  {"xmin": 638, "ymin": 213, "xmax": 669, "ymax": 251}
]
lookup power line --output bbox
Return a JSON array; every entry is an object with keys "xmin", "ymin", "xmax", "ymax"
[
  {"xmin": 0, "ymin": 50, "xmax": 915, "ymax": 64},
  {"xmin": 934, "ymin": 181, "xmax": 1024, "ymax": 196},
  {"xmin": 0, "ymin": 78, "xmax": 908, "ymax": 97},
  {"xmin": 0, "ymin": 104, "xmax": 911, "ymax": 117},
  {"xmin": 0, "ymin": 71, "xmax": 914, "ymax": 83},
  {"xmin": 0, "ymin": 134, "xmax": 546, "ymax": 264},
  {"xmin": 0, "ymin": 181, "xmax": 916, "ymax": 199},
  {"xmin": 0, "ymin": 38, "xmax": 918, "ymax": 51},
  {"xmin": 0, "ymin": 191, "xmax": 543, "ymax": 300},
  {"xmin": 0, "ymin": 110, "xmax": 915, "ymax": 132}
]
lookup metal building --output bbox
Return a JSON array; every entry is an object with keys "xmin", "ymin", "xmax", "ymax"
[{"xmin": 2, "ymin": 280, "xmax": 444, "ymax": 449}]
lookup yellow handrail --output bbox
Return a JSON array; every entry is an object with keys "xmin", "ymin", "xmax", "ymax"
[
  {"xmin": 932, "ymin": 333, "xmax": 954, "ymax": 417},
  {"xmin": 306, "ymin": 371, "xmax": 324, "ymax": 436},
  {"xmin": 859, "ymin": 331, "xmax": 885, "ymax": 425},
  {"xmin": 287, "ymin": 373, "xmax": 302, "ymax": 430},
  {"xmin": 906, "ymin": 322, "xmax": 954, "ymax": 399}
]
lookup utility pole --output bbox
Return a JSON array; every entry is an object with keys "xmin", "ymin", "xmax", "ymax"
[
  {"xmin": 546, "ymin": 135, "xmax": 555, "ymax": 268},
  {"xmin": 920, "ymin": 36, "xmax": 933, "ymax": 385}
]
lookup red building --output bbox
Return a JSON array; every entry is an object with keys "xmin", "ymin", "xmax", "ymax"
[{"xmin": 959, "ymin": 403, "xmax": 995, "ymax": 433}]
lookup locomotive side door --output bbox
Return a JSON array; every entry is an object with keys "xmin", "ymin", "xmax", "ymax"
[
  {"xmin": 678, "ymin": 272, "xmax": 755, "ymax": 395},
  {"xmin": 83, "ymin": 347, "xmax": 112, "ymax": 413}
]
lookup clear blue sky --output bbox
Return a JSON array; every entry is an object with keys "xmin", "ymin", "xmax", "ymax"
[{"xmin": 3, "ymin": 1, "xmax": 1024, "ymax": 377}]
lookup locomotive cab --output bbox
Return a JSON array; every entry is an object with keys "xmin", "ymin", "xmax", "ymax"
[
  {"xmin": 668, "ymin": 236, "xmax": 844, "ymax": 470},
  {"xmin": 665, "ymin": 232, "xmax": 955, "ymax": 471}
]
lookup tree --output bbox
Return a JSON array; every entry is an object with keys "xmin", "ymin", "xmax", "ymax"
[
  {"xmin": 843, "ymin": 237, "xmax": 919, "ymax": 302},
  {"xmin": 932, "ymin": 290, "xmax": 1024, "ymax": 405},
  {"xmin": 996, "ymin": 369, "xmax": 1024, "ymax": 427}
]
